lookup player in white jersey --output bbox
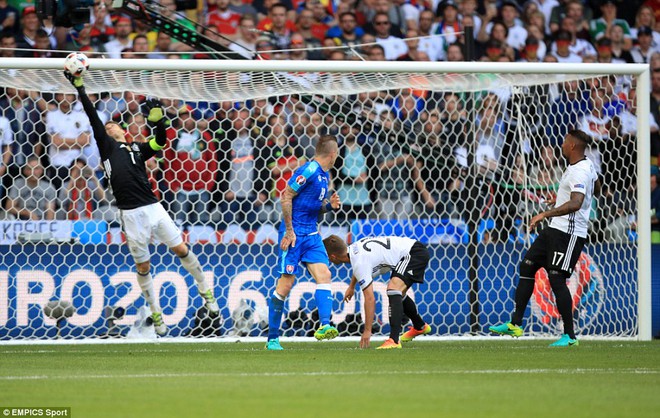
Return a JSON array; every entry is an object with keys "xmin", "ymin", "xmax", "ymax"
[
  {"xmin": 324, "ymin": 235, "xmax": 431, "ymax": 350},
  {"xmin": 490, "ymin": 130, "xmax": 600, "ymax": 347}
]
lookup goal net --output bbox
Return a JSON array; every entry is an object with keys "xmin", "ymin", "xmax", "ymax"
[{"xmin": 0, "ymin": 59, "xmax": 651, "ymax": 341}]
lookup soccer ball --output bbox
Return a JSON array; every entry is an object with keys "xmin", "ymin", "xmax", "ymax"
[{"xmin": 64, "ymin": 52, "xmax": 89, "ymax": 76}]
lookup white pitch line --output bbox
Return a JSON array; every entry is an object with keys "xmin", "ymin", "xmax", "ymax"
[{"xmin": 1, "ymin": 368, "xmax": 657, "ymax": 381}]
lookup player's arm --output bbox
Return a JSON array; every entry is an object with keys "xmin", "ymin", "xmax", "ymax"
[
  {"xmin": 360, "ymin": 282, "xmax": 375, "ymax": 349},
  {"xmin": 529, "ymin": 192, "xmax": 585, "ymax": 230},
  {"xmin": 320, "ymin": 192, "xmax": 341, "ymax": 214},
  {"xmin": 139, "ymin": 99, "xmax": 167, "ymax": 160},
  {"xmin": 63, "ymin": 72, "xmax": 106, "ymax": 145},
  {"xmin": 280, "ymin": 185, "xmax": 298, "ymax": 250}
]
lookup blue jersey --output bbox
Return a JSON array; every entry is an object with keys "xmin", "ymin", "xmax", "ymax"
[{"xmin": 285, "ymin": 160, "xmax": 329, "ymax": 235}]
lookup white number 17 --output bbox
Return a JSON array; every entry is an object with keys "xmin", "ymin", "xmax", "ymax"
[{"xmin": 552, "ymin": 251, "xmax": 565, "ymax": 266}]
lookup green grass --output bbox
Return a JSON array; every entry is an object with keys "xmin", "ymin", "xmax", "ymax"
[{"xmin": 0, "ymin": 340, "xmax": 658, "ymax": 418}]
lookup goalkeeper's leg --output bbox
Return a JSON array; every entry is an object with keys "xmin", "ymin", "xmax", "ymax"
[
  {"xmin": 135, "ymin": 261, "xmax": 167, "ymax": 336},
  {"xmin": 173, "ymin": 244, "xmax": 220, "ymax": 317}
]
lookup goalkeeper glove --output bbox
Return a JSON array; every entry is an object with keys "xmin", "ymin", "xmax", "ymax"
[
  {"xmin": 145, "ymin": 98, "xmax": 164, "ymax": 123},
  {"xmin": 63, "ymin": 71, "xmax": 84, "ymax": 88}
]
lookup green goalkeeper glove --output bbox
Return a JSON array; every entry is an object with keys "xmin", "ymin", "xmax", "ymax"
[
  {"xmin": 145, "ymin": 98, "xmax": 164, "ymax": 123},
  {"xmin": 63, "ymin": 71, "xmax": 84, "ymax": 88}
]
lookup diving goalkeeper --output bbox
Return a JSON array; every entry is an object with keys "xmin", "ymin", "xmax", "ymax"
[{"xmin": 64, "ymin": 71, "xmax": 220, "ymax": 336}]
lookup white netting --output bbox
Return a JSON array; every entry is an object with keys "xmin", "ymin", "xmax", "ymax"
[{"xmin": 0, "ymin": 60, "xmax": 648, "ymax": 340}]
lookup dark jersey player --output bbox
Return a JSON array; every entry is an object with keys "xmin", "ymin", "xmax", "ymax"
[{"xmin": 64, "ymin": 71, "xmax": 219, "ymax": 336}]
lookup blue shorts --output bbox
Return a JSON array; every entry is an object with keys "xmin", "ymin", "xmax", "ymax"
[{"xmin": 278, "ymin": 232, "xmax": 329, "ymax": 276}]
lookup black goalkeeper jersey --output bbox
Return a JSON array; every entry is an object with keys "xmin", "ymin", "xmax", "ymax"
[{"xmin": 78, "ymin": 88, "xmax": 165, "ymax": 210}]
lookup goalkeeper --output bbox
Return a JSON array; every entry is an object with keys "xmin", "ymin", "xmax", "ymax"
[{"xmin": 64, "ymin": 71, "xmax": 220, "ymax": 336}]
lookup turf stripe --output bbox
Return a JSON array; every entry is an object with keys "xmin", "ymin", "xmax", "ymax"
[{"xmin": 1, "ymin": 368, "xmax": 657, "ymax": 381}]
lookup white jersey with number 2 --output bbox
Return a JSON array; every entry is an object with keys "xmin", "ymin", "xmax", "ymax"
[
  {"xmin": 348, "ymin": 236, "xmax": 416, "ymax": 289},
  {"xmin": 549, "ymin": 158, "xmax": 598, "ymax": 238}
]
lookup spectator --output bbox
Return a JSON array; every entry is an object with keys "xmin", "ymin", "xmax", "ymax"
[
  {"xmin": 475, "ymin": 93, "xmax": 506, "ymax": 179},
  {"xmin": 104, "ymin": 17, "xmax": 133, "ymax": 59},
  {"xmin": 372, "ymin": 12, "xmax": 408, "ymax": 60},
  {"xmin": 518, "ymin": 36, "xmax": 543, "ymax": 62},
  {"xmin": 434, "ymin": 0, "xmax": 462, "ymax": 47},
  {"xmin": 131, "ymin": 34, "xmax": 149, "ymax": 57},
  {"xmin": 206, "ymin": 0, "xmax": 241, "ymax": 36},
  {"xmin": 229, "ymin": 0, "xmax": 258, "ymax": 17},
  {"xmin": 327, "ymin": 11, "xmax": 365, "ymax": 54},
  {"xmin": 88, "ymin": 1, "xmax": 115, "ymax": 45},
  {"xmin": 288, "ymin": 32, "xmax": 308, "ymax": 60},
  {"xmin": 293, "ymin": 7, "xmax": 324, "ymax": 60},
  {"xmin": 564, "ymin": 0, "xmax": 591, "ymax": 40},
  {"xmin": 549, "ymin": 0, "xmax": 594, "ymax": 35},
  {"xmin": 15, "ymin": 6, "xmax": 54, "ymax": 57},
  {"xmin": 45, "ymin": 93, "xmax": 92, "ymax": 190},
  {"xmin": 417, "ymin": 9, "xmax": 444, "ymax": 61},
  {"xmin": 446, "ymin": 41, "xmax": 465, "ymax": 61},
  {"xmin": 5, "ymin": 157, "xmax": 56, "ymax": 220},
  {"xmin": 528, "ymin": 0, "xmax": 559, "ymax": 35},
  {"xmin": 228, "ymin": 14, "xmax": 258, "ymax": 59},
  {"xmin": 0, "ymin": 31, "xmax": 16, "ymax": 57},
  {"xmin": 57, "ymin": 158, "xmax": 108, "ymax": 221},
  {"xmin": 215, "ymin": 107, "xmax": 264, "ymax": 230},
  {"xmin": 530, "ymin": 145, "xmax": 563, "ymax": 188},
  {"xmin": 630, "ymin": 25, "xmax": 659, "ymax": 63},
  {"xmin": 631, "ymin": 5, "xmax": 660, "ymax": 47},
  {"xmin": 362, "ymin": 0, "xmax": 406, "ymax": 37},
  {"xmin": 163, "ymin": 105, "xmax": 218, "ymax": 227},
  {"xmin": 490, "ymin": 1, "xmax": 528, "ymax": 51},
  {"xmin": 0, "ymin": 88, "xmax": 47, "ymax": 168},
  {"xmin": 550, "ymin": 29, "xmax": 583, "ymax": 62},
  {"xmin": 607, "ymin": 25, "xmax": 634, "ymax": 62},
  {"xmin": 257, "ymin": 2, "xmax": 296, "ymax": 50},
  {"xmin": 485, "ymin": 20, "xmax": 517, "ymax": 61},
  {"xmin": 459, "ymin": 0, "xmax": 483, "ymax": 36},
  {"xmin": 149, "ymin": 31, "xmax": 172, "ymax": 59},
  {"xmin": 589, "ymin": 0, "xmax": 633, "ymax": 50},
  {"xmin": 334, "ymin": 122, "xmax": 372, "ymax": 221},
  {"xmin": 367, "ymin": 43, "xmax": 387, "ymax": 60},
  {"xmin": 255, "ymin": 117, "xmax": 302, "ymax": 222},
  {"xmin": 553, "ymin": 16, "xmax": 596, "ymax": 59},
  {"xmin": 0, "ymin": 0, "xmax": 19, "ymax": 35}
]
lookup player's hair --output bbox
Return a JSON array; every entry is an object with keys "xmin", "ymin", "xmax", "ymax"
[
  {"xmin": 568, "ymin": 129, "xmax": 592, "ymax": 146},
  {"xmin": 323, "ymin": 235, "xmax": 348, "ymax": 257},
  {"xmin": 315, "ymin": 135, "xmax": 338, "ymax": 156}
]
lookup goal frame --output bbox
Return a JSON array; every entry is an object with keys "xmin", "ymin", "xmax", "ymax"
[{"xmin": 0, "ymin": 58, "xmax": 652, "ymax": 341}]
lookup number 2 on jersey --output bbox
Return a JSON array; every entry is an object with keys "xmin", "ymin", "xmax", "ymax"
[{"xmin": 362, "ymin": 238, "xmax": 391, "ymax": 252}]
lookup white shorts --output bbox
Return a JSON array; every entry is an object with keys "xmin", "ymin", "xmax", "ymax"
[{"xmin": 119, "ymin": 203, "xmax": 183, "ymax": 263}]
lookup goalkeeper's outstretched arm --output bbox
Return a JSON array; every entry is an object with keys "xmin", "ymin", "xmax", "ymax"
[
  {"xmin": 140, "ymin": 98, "xmax": 167, "ymax": 160},
  {"xmin": 63, "ymin": 72, "xmax": 113, "ymax": 158}
]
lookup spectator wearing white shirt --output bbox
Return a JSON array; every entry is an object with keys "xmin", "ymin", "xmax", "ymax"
[
  {"xmin": 103, "ymin": 17, "xmax": 133, "ymax": 59},
  {"xmin": 531, "ymin": 0, "xmax": 559, "ymax": 35},
  {"xmin": 45, "ymin": 94, "xmax": 91, "ymax": 189},
  {"xmin": 551, "ymin": 29, "xmax": 583, "ymax": 62},
  {"xmin": 550, "ymin": 16, "xmax": 596, "ymax": 59},
  {"xmin": 482, "ymin": 1, "xmax": 528, "ymax": 51},
  {"xmin": 417, "ymin": 9, "xmax": 444, "ymax": 61},
  {"xmin": 373, "ymin": 12, "xmax": 408, "ymax": 60}
]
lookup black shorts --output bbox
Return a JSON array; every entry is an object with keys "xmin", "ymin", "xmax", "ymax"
[
  {"xmin": 391, "ymin": 241, "xmax": 430, "ymax": 287},
  {"xmin": 524, "ymin": 227, "xmax": 586, "ymax": 276}
]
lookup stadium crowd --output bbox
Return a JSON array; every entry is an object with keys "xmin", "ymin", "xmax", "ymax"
[{"xmin": 0, "ymin": 0, "xmax": 659, "ymax": 243}]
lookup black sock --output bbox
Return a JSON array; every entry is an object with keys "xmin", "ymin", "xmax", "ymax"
[
  {"xmin": 511, "ymin": 278, "xmax": 535, "ymax": 326},
  {"xmin": 387, "ymin": 290, "xmax": 403, "ymax": 343},
  {"xmin": 549, "ymin": 275, "xmax": 575, "ymax": 339},
  {"xmin": 402, "ymin": 295, "xmax": 425, "ymax": 330}
]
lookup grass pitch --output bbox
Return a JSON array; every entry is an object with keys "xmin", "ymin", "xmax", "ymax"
[{"xmin": 0, "ymin": 339, "xmax": 658, "ymax": 418}]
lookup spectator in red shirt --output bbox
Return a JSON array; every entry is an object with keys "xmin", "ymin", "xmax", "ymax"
[
  {"xmin": 163, "ymin": 105, "xmax": 218, "ymax": 226},
  {"xmin": 258, "ymin": 2, "xmax": 297, "ymax": 49},
  {"xmin": 206, "ymin": 0, "xmax": 242, "ymax": 36}
]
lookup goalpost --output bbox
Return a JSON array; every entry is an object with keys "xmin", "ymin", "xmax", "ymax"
[{"xmin": 0, "ymin": 58, "xmax": 651, "ymax": 341}]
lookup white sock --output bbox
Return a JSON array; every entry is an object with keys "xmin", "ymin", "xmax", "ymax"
[
  {"xmin": 180, "ymin": 250, "xmax": 209, "ymax": 294},
  {"xmin": 137, "ymin": 271, "xmax": 161, "ymax": 314}
]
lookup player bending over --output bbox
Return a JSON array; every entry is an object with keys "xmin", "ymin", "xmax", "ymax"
[
  {"xmin": 324, "ymin": 235, "xmax": 432, "ymax": 349},
  {"xmin": 64, "ymin": 71, "xmax": 219, "ymax": 336},
  {"xmin": 266, "ymin": 135, "xmax": 341, "ymax": 350},
  {"xmin": 489, "ymin": 129, "xmax": 600, "ymax": 347}
]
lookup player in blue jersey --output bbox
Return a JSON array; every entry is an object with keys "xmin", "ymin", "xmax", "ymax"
[{"xmin": 266, "ymin": 135, "xmax": 341, "ymax": 350}]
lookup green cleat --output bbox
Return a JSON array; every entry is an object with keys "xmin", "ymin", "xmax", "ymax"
[
  {"xmin": 151, "ymin": 312, "xmax": 168, "ymax": 336},
  {"xmin": 549, "ymin": 334, "xmax": 579, "ymax": 347},
  {"xmin": 489, "ymin": 322, "xmax": 523, "ymax": 338},
  {"xmin": 200, "ymin": 289, "xmax": 220, "ymax": 317},
  {"xmin": 265, "ymin": 338, "xmax": 284, "ymax": 350},
  {"xmin": 314, "ymin": 324, "xmax": 339, "ymax": 341}
]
